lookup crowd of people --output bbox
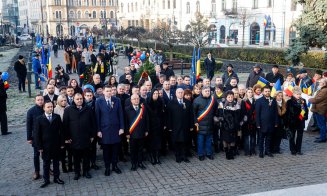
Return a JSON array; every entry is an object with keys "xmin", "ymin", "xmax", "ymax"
[{"xmin": 0, "ymin": 41, "xmax": 326, "ymax": 189}]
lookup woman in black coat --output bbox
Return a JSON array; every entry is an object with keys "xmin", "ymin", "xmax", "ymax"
[{"xmin": 145, "ymin": 89, "xmax": 165, "ymax": 165}]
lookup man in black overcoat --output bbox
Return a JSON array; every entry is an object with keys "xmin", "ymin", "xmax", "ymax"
[
  {"xmin": 34, "ymin": 101, "xmax": 65, "ymax": 188},
  {"xmin": 63, "ymin": 93, "xmax": 96, "ymax": 180},
  {"xmin": 255, "ymin": 86, "xmax": 279, "ymax": 158},
  {"xmin": 167, "ymin": 88, "xmax": 193, "ymax": 163},
  {"xmin": 125, "ymin": 94, "xmax": 149, "ymax": 171},
  {"xmin": 14, "ymin": 55, "xmax": 27, "ymax": 92}
]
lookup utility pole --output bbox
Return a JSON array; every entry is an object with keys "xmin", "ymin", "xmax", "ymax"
[
  {"xmin": 40, "ymin": 0, "xmax": 44, "ymax": 36},
  {"xmin": 103, "ymin": 2, "xmax": 108, "ymax": 37}
]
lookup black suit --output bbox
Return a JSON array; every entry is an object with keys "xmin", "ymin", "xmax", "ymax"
[
  {"xmin": 44, "ymin": 94, "xmax": 58, "ymax": 104},
  {"xmin": 34, "ymin": 113, "xmax": 64, "ymax": 182},
  {"xmin": 125, "ymin": 104, "xmax": 149, "ymax": 165},
  {"xmin": 167, "ymin": 99, "xmax": 193, "ymax": 161}
]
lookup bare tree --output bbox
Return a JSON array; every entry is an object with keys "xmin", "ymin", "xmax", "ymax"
[{"xmin": 186, "ymin": 13, "xmax": 209, "ymax": 48}]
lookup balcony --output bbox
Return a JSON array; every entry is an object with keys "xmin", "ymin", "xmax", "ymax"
[{"xmin": 224, "ymin": 8, "xmax": 238, "ymax": 18}]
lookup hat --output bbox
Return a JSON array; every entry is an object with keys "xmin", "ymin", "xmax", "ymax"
[
  {"xmin": 272, "ymin": 65, "xmax": 279, "ymax": 68},
  {"xmin": 18, "ymin": 55, "xmax": 24, "ymax": 60},
  {"xmin": 315, "ymin": 69, "xmax": 323, "ymax": 76},
  {"xmin": 299, "ymin": 69, "xmax": 307, "ymax": 74},
  {"xmin": 227, "ymin": 64, "xmax": 233, "ymax": 68},
  {"xmin": 253, "ymin": 64, "xmax": 261, "ymax": 68}
]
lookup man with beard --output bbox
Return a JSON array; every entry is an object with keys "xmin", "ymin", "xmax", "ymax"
[{"xmin": 44, "ymin": 84, "xmax": 58, "ymax": 106}]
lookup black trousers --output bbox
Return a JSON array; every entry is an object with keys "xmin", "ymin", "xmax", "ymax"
[
  {"xmin": 72, "ymin": 148, "xmax": 90, "ymax": 174},
  {"xmin": 130, "ymin": 138, "xmax": 144, "ymax": 165},
  {"xmin": 90, "ymin": 138, "xmax": 97, "ymax": 164},
  {"xmin": 33, "ymin": 146, "xmax": 40, "ymax": 172},
  {"xmin": 258, "ymin": 131, "xmax": 272, "ymax": 154},
  {"xmin": 0, "ymin": 111, "xmax": 8, "ymax": 134},
  {"xmin": 66, "ymin": 64, "xmax": 71, "ymax": 73},
  {"xmin": 289, "ymin": 128, "xmax": 304, "ymax": 153},
  {"xmin": 119, "ymin": 133, "xmax": 129, "ymax": 158},
  {"xmin": 102, "ymin": 143, "xmax": 119, "ymax": 169},
  {"xmin": 174, "ymin": 142, "xmax": 186, "ymax": 161},
  {"xmin": 42, "ymin": 154, "xmax": 60, "ymax": 182},
  {"xmin": 62, "ymin": 144, "xmax": 73, "ymax": 169},
  {"xmin": 243, "ymin": 134, "xmax": 256, "ymax": 155},
  {"xmin": 18, "ymin": 76, "xmax": 26, "ymax": 91},
  {"xmin": 271, "ymin": 127, "xmax": 283, "ymax": 153}
]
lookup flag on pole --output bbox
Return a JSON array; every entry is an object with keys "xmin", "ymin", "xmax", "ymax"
[
  {"xmin": 47, "ymin": 46, "xmax": 52, "ymax": 78},
  {"xmin": 196, "ymin": 48, "xmax": 201, "ymax": 80},
  {"xmin": 271, "ymin": 79, "xmax": 282, "ymax": 97},
  {"xmin": 284, "ymin": 85, "xmax": 294, "ymax": 97},
  {"xmin": 109, "ymin": 37, "xmax": 113, "ymax": 51},
  {"xmin": 41, "ymin": 46, "xmax": 46, "ymax": 65},
  {"xmin": 302, "ymin": 83, "xmax": 308, "ymax": 94},
  {"xmin": 257, "ymin": 76, "xmax": 269, "ymax": 87},
  {"xmin": 190, "ymin": 47, "xmax": 196, "ymax": 86}
]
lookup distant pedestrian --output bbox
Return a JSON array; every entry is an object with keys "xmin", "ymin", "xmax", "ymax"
[
  {"xmin": 204, "ymin": 52, "xmax": 216, "ymax": 81},
  {"xmin": 14, "ymin": 55, "xmax": 27, "ymax": 92},
  {"xmin": 0, "ymin": 72, "xmax": 10, "ymax": 135}
]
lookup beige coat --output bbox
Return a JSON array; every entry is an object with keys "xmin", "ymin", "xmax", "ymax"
[{"xmin": 309, "ymin": 86, "xmax": 327, "ymax": 116}]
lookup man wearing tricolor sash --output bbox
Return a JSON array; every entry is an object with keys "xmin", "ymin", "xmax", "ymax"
[
  {"xmin": 193, "ymin": 86, "xmax": 217, "ymax": 161},
  {"xmin": 125, "ymin": 94, "xmax": 149, "ymax": 171}
]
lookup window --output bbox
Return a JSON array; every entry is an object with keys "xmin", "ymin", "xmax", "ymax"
[
  {"xmin": 128, "ymin": 3, "xmax": 129, "ymax": 12},
  {"xmin": 267, "ymin": 0, "xmax": 272, "ymax": 7},
  {"xmin": 162, "ymin": 0, "xmax": 165, "ymax": 9},
  {"xmin": 68, "ymin": 0, "xmax": 73, "ymax": 6},
  {"xmin": 100, "ymin": 0, "xmax": 106, "ymax": 6},
  {"xmin": 54, "ymin": 0, "xmax": 61, "ymax": 6},
  {"xmin": 85, "ymin": 11, "xmax": 90, "ymax": 18},
  {"xmin": 196, "ymin": 1, "xmax": 200, "ymax": 13},
  {"xmin": 168, "ymin": 0, "xmax": 170, "ymax": 9},
  {"xmin": 55, "ymin": 11, "xmax": 62, "ymax": 19},
  {"xmin": 128, "ymin": 20, "xmax": 131, "ymax": 26},
  {"xmin": 121, "ymin": 3, "xmax": 124, "ymax": 12},
  {"xmin": 78, "ymin": 0, "xmax": 81, "ymax": 6},
  {"xmin": 221, "ymin": 0, "xmax": 226, "ymax": 11},
  {"xmin": 131, "ymin": 3, "xmax": 133, "ymax": 12},
  {"xmin": 173, "ymin": 0, "xmax": 176, "ymax": 8},
  {"xmin": 109, "ymin": 0, "xmax": 112, "ymax": 6},
  {"xmin": 110, "ymin": 11, "xmax": 114, "ymax": 18},
  {"xmin": 100, "ymin": 11, "xmax": 106, "ymax": 18},
  {"xmin": 69, "ymin": 10, "xmax": 75, "ymax": 18},
  {"xmin": 232, "ymin": 0, "xmax": 237, "ymax": 11},
  {"xmin": 135, "ymin": 2, "xmax": 138, "ymax": 11},
  {"xmin": 211, "ymin": 0, "xmax": 216, "ymax": 14},
  {"xmin": 186, "ymin": 2, "xmax": 190, "ymax": 14},
  {"xmin": 291, "ymin": 0, "xmax": 297, "ymax": 11},
  {"xmin": 252, "ymin": 0, "xmax": 258, "ymax": 9},
  {"xmin": 84, "ymin": 0, "xmax": 89, "ymax": 6},
  {"xmin": 136, "ymin": 20, "xmax": 139, "ymax": 26},
  {"xmin": 92, "ymin": 0, "xmax": 96, "ymax": 6},
  {"xmin": 92, "ymin": 11, "xmax": 96, "ymax": 18}
]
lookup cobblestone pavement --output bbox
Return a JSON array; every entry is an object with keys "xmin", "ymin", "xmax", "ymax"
[{"xmin": 0, "ymin": 126, "xmax": 326, "ymax": 195}]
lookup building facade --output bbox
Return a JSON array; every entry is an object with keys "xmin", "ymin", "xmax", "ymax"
[
  {"xmin": 38, "ymin": 0, "xmax": 120, "ymax": 37},
  {"xmin": 1, "ymin": 0, "xmax": 19, "ymax": 34},
  {"xmin": 118, "ymin": 0, "xmax": 302, "ymax": 48}
]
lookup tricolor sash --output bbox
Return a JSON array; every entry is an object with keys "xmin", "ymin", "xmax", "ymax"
[
  {"xmin": 129, "ymin": 105, "xmax": 144, "ymax": 134},
  {"xmin": 197, "ymin": 96, "xmax": 215, "ymax": 122}
]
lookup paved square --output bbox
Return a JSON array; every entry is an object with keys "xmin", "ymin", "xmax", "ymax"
[{"xmin": 0, "ymin": 127, "xmax": 326, "ymax": 195}]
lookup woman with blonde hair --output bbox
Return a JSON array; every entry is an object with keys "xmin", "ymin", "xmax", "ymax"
[{"xmin": 271, "ymin": 91, "xmax": 287, "ymax": 154}]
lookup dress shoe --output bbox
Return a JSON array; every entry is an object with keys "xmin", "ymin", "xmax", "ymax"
[
  {"xmin": 91, "ymin": 163, "xmax": 99, "ymax": 170},
  {"xmin": 40, "ymin": 181, "xmax": 50, "ymax": 188},
  {"xmin": 297, "ymin": 152, "xmax": 304, "ymax": 155},
  {"xmin": 206, "ymin": 155, "xmax": 214, "ymax": 160},
  {"xmin": 104, "ymin": 168, "xmax": 111, "ymax": 176},
  {"xmin": 73, "ymin": 173, "xmax": 80, "ymax": 180},
  {"xmin": 54, "ymin": 178, "xmax": 64, "ymax": 184},
  {"xmin": 267, "ymin": 153, "xmax": 274, "ymax": 157},
  {"xmin": 138, "ymin": 163, "xmax": 146, "ymax": 170},
  {"xmin": 112, "ymin": 166, "xmax": 122, "ymax": 174},
  {"xmin": 314, "ymin": 139, "xmax": 327, "ymax": 143},
  {"xmin": 291, "ymin": 151, "xmax": 297, "ymax": 155},
  {"xmin": 33, "ymin": 172, "xmax": 41, "ymax": 180},
  {"xmin": 2, "ymin": 132, "xmax": 12, "ymax": 135},
  {"xmin": 131, "ymin": 164, "xmax": 137, "ymax": 171},
  {"xmin": 176, "ymin": 158, "xmax": 182, "ymax": 163},
  {"xmin": 199, "ymin": 156, "xmax": 205, "ymax": 161},
  {"xmin": 259, "ymin": 152, "xmax": 264, "ymax": 158},
  {"xmin": 183, "ymin": 158, "xmax": 190, "ymax": 163},
  {"xmin": 83, "ymin": 171, "xmax": 92, "ymax": 179}
]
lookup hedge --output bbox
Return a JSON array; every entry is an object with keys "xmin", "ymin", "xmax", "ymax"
[{"xmin": 113, "ymin": 39, "xmax": 326, "ymax": 69}]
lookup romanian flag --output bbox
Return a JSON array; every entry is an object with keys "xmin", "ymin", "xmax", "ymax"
[
  {"xmin": 4, "ymin": 81, "xmax": 9, "ymax": 90},
  {"xmin": 190, "ymin": 47, "xmax": 196, "ymax": 85},
  {"xmin": 80, "ymin": 74, "xmax": 84, "ymax": 79},
  {"xmin": 299, "ymin": 108, "xmax": 305, "ymax": 120},
  {"xmin": 196, "ymin": 48, "xmax": 201, "ymax": 80},
  {"xmin": 271, "ymin": 79, "xmax": 282, "ymax": 97},
  {"xmin": 47, "ymin": 46, "xmax": 52, "ymax": 78},
  {"xmin": 129, "ymin": 105, "xmax": 144, "ymax": 134},
  {"xmin": 302, "ymin": 83, "xmax": 308, "ymax": 94},
  {"xmin": 257, "ymin": 76, "xmax": 269, "ymax": 87},
  {"xmin": 284, "ymin": 85, "xmax": 294, "ymax": 96},
  {"xmin": 307, "ymin": 84, "xmax": 313, "ymax": 96}
]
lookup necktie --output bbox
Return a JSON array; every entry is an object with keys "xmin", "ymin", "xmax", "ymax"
[
  {"xmin": 135, "ymin": 106, "xmax": 139, "ymax": 111},
  {"xmin": 179, "ymin": 100, "xmax": 182, "ymax": 105},
  {"xmin": 107, "ymin": 100, "xmax": 111, "ymax": 108},
  {"xmin": 48, "ymin": 115, "xmax": 51, "ymax": 122}
]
